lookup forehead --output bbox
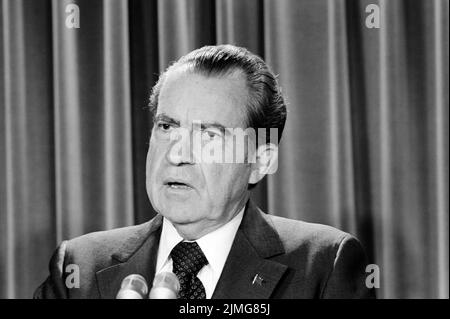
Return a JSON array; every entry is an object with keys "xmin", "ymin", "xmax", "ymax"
[{"xmin": 157, "ymin": 68, "xmax": 249, "ymax": 127}]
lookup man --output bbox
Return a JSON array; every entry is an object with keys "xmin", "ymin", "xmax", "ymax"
[{"xmin": 35, "ymin": 45, "xmax": 374, "ymax": 299}]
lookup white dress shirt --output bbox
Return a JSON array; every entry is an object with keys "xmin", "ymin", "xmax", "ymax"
[{"xmin": 155, "ymin": 207, "xmax": 245, "ymax": 299}]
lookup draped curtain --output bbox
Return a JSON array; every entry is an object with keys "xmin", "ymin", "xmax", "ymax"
[{"xmin": 0, "ymin": 0, "xmax": 448, "ymax": 299}]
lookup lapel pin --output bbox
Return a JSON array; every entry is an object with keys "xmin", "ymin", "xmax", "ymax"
[{"xmin": 252, "ymin": 274, "xmax": 264, "ymax": 286}]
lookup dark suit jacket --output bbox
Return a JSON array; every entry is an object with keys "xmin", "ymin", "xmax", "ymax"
[{"xmin": 34, "ymin": 200, "xmax": 375, "ymax": 299}]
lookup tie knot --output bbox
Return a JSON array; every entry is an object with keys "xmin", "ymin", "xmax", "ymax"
[{"xmin": 170, "ymin": 242, "xmax": 208, "ymax": 276}]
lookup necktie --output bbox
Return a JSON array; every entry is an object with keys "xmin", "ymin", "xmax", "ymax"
[{"xmin": 170, "ymin": 241, "xmax": 208, "ymax": 299}]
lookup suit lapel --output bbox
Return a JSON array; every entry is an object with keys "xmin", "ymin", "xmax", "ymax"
[
  {"xmin": 95, "ymin": 200, "xmax": 287, "ymax": 299},
  {"xmin": 212, "ymin": 201, "xmax": 288, "ymax": 299},
  {"xmin": 95, "ymin": 215, "xmax": 163, "ymax": 299}
]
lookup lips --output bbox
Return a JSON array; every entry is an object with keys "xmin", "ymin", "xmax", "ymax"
[
  {"xmin": 167, "ymin": 182, "xmax": 191, "ymax": 189},
  {"xmin": 163, "ymin": 178, "xmax": 194, "ymax": 189}
]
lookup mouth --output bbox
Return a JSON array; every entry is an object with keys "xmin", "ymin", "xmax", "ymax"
[{"xmin": 164, "ymin": 180, "xmax": 194, "ymax": 190}]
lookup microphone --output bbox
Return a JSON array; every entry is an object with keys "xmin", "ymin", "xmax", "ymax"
[
  {"xmin": 149, "ymin": 272, "xmax": 180, "ymax": 299},
  {"xmin": 116, "ymin": 274, "xmax": 149, "ymax": 299}
]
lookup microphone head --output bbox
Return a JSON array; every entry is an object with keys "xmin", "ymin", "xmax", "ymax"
[
  {"xmin": 116, "ymin": 274, "xmax": 149, "ymax": 299},
  {"xmin": 149, "ymin": 272, "xmax": 180, "ymax": 299}
]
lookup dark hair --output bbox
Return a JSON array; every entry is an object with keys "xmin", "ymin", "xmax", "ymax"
[{"xmin": 149, "ymin": 44, "xmax": 287, "ymax": 145}]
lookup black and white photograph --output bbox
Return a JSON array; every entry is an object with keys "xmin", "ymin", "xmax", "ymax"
[{"xmin": 0, "ymin": 0, "xmax": 448, "ymax": 303}]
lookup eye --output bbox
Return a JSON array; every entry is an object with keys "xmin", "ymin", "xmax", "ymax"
[
  {"xmin": 157, "ymin": 122, "xmax": 172, "ymax": 132},
  {"xmin": 206, "ymin": 131, "xmax": 217, "ymax": 139},
  {"xmin": 202, "ymin": 129, "xmax": 222, "ymax": 141}
]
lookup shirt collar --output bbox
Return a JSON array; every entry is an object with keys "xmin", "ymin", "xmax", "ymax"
[{"xmin": 156, "ymin": 206, "xmax": 245, "ymax": 275}]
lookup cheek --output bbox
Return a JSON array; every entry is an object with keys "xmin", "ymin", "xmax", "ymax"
[
  {"xmin": 146, "ymin": 140, "xmax": 168, "ymax": 211},
  {"xmin": 146, "ymin": 139, "xmax": 165, "ymax": 188},
  {"xmin": 202, "ymin": 164, "xmax": 250, "ymax": 199},
  {"xmin": 146, "ymin": 142, "xmax": 156, "ymax": 177}
]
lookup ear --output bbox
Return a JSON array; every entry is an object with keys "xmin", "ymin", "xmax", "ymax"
[{"xmin": 248, "ymin": 143, "xmax": 279, "ymax": 184}]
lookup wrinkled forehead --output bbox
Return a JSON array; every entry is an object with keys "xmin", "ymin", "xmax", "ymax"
[{"xmin": 157, "ymin": 67, "xmax": 250, "ymax": 128}]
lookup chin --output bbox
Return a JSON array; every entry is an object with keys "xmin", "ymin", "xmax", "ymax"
[{"xmin": 159, "ymin": 204, "xmax": 199, "ymax": 224}]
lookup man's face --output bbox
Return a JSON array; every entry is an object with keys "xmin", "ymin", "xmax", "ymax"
[{"xmin": 146, "ymin": 68, "xmax": 253, "ymax": 238}]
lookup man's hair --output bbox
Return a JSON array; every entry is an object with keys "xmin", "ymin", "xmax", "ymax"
[{"xmin": 149, "ymin": 45, "xmax": 287, "ymax": 145}]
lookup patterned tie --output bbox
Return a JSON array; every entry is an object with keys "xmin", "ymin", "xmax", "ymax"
[{"xmin": 170, "ymin": 241, "xmax": 208, "ymax": 299}]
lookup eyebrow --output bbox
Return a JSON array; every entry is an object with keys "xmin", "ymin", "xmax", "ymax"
[
  {"xmin": 200, "ymin": 121, "xmax": 226, "ymax": 133},
  {"xmin": 154, "ymin": 113, "xmax": 227, "ymax": 132},
  {"xmin": 153, "ymin": 113, "xmax": 180, "ymax": 126}
]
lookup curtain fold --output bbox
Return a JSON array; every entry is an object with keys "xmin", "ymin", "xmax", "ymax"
[
  {"xmin": 157, "ymin": 0, "xmax": 216, "ymax": 69},
  {"xmin": 430, "ymin": 0, "xmax": 449, "ymax": 299},
  {"xmin": 1, "ymin": 0, "xmax": 55, "ymax": 298},
  {"xmin": 1, "ymin": 0, "xmax": 448, "ymax": 298},
  {"xmin": 102, "ymin": 0, "xmax": 134, "ymax": 229}
]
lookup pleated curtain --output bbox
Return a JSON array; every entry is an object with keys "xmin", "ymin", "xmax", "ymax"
[{"xmin": 0, "ymin": 0, "xmax": 448, "ymax": 298}]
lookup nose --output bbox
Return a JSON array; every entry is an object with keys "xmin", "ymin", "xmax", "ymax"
[{"xmin": 165, "ymin": 128, "xmax": 195, "ymax": 166}]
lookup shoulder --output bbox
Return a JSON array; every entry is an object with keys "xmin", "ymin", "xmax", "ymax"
[
  {"xmin": 35, "ymin": 220, "xmax": 160, "ymax": 299},
  {"xmin": 260, "ymin": 213, "xmax": 369, "ymax": 288},
  {"xmin": 262, "ymin": 213, "xmax": 359, "ymax": 255},
  {"xmin": 62, "ymin": 220, "xmax": 156, "ymax": 271},
  {"xmin": 259, "ymin": 213, "xmax": 373, "ymax": 298},
  {"xmin": 66, "ymin": 222, "xmax": 151, "ymax": 253}
]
